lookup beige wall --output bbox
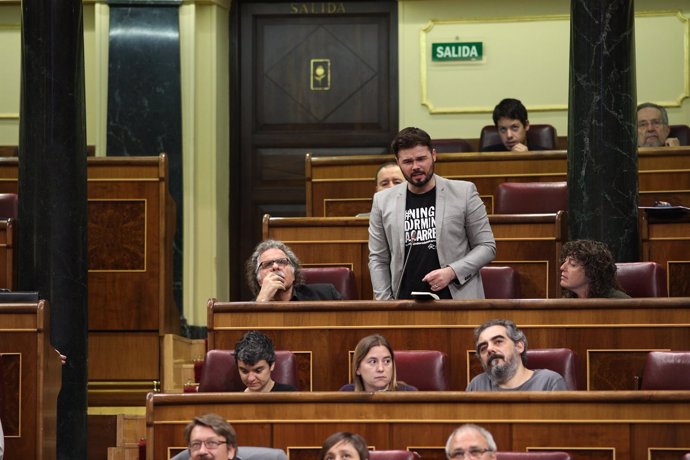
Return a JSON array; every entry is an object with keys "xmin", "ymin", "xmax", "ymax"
[{"xmin": 399, "ymin": 0, "xmax": 690, "ymax": 140}]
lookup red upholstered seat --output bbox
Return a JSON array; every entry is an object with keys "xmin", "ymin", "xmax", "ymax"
[
  {"xmin": 433, "ymin": 138, "xmax": 473, "ymax": 153},
  {"xmin": 394, "ymin": 350, "xmax": 449, "ymax": 390},
  {"xmin": 669, "ymin": 124, "xmax": 690, "ymax": 145},
  {"xmin": 480, "ymin": 266, "xmax": 520, "ymax": 299},
  {"xmin": 0, "ymin": 193, "xmax": 18, "ymax": 219},
  {"xmin": 370, "ymin": 451, "xmax": 421, "ymax": 460},
  {"xmin": 615, "ymin": 262, "xmax": 667, "ymax": 297},
  {"xmin": 197, "ymin": 349, "xmax": 298, "ymax": 392},
  {"xmin": 496, "ymin": 452, "xmax": 571, "ymax": 460},
  {"xmin": 301, "ymin": 266, "xmax": 357, "ymax": 300},
  {"xmin": 494, "ymin": 182, "xmax": 568, "ymax": 214},
  {"xmin": 640, "ymin": 351, "xmax": 690, "ymax": 390},
  {"xmin": 525, "ymin": 348, "xmax": 581, "ymax": 391},
  {"xmin": 480, "ymin": 124, "xmax": 557, "ymax": 151}
]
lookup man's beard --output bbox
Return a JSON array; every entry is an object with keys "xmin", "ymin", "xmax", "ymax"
[
  {"xmin": 404, "ymin": 165, "xmax": 434, "ymax": 189},
  {"xmin": 483, "ymin": 351, "xmax": 520, "ymax": 385}
]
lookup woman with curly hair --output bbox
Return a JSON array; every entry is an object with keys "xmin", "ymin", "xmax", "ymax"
[{"xmin": 559, "ymin": 239, "xmax": 630, "ymax": 298}]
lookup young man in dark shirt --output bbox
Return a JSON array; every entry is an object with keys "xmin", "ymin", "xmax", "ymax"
[{"xmin": 482, "ymin": 98, "xmax": 550, "ymax": 152}]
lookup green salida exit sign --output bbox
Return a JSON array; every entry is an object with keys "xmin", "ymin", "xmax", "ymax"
[{"xmin": 432, "ymin": 42, "xmax": 483, "ymax": 62}]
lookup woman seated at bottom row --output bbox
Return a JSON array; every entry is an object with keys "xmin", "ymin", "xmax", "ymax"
[{"xmin": 339, "ymin": 334, "xmax": 417, "ymax": 392}]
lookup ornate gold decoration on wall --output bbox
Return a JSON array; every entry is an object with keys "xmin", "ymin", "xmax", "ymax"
[{"xmin": 311, "ymin": 59, "xmax": 331, "ymax": 91}]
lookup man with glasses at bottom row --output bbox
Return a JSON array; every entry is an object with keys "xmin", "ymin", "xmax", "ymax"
[
  {"xmin": 173, "ymin": 413, "xmax": 287, "ymax": 460},
  {"xmin": 445, "ymin": 424, "xmax": 497, "ymax": 459},
  {"xmin": 246, "ymin": 240, "xmax": 342, "ymax": 301}
]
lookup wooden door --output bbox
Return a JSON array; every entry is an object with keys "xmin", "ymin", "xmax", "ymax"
[{"xmin": 230, "ymin": 1, "xmax": 398, "ymax": 299}]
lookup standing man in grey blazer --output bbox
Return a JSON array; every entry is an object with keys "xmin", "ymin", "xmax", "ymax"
[{"xmin": 368, "ymin": 127, "xmax": 496, "ymax": 300}]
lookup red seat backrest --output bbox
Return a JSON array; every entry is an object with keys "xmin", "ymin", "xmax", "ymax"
[
  {"xmin": 640, "ymin": 351, "xmax": 690, "ymax": 390},
  {"xmin": 494, "ymin": 182, "xmax": 568, "ymax": 214},
  {"xmin": 395, "ymin": 350, "xmax": 449, "ymax": 391},
  {"xmin": 615, "ymin": 262, "xmax": 667, "ymax": 297},
  {"xmin": 301, "ymin": 266, "xmax": 357, "ymax": 300},
  {"xmin": 198, "ymin": 349, "xmax": 299, "ymax": 392},
  {"xmin": 525, "ymin": 348, "xmax": 581, "ymax": 391},
  {"xmin": 480, "ymin": 266, "xmax": 520, "ymax": 299}
]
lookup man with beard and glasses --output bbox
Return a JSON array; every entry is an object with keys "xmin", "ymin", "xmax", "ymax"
[
  {"xmin": 466, "ymin": 319, "xmax": 568, "ymax": 391},
  {"xmin": 368, "ymin": 127, "xmax": 496, "ymax": 300}
]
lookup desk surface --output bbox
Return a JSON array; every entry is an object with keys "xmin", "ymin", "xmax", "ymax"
[
  {"xmin": 147, "ymin": 391, "xmax": 690, "ymax": 460},
  {"xmin": 207, "ymin": 298, "xmax": 690, "ymax": 393}
]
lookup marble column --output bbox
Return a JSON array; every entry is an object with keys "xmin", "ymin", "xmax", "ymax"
[
  {"xmin": 106, "ymin": 0, "xmax": 184, "ymax": 324},
  {"xmin": 567, "ymin": 0, "xmax": 639, "ymax": 261},
  {"xmin": 18, "ymin": 1, "xmax": 89, "ymax": 459}
]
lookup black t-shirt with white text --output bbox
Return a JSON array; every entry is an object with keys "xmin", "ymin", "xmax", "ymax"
[{"xmin": 397, "ymin": 187, "xmax": 451, "ymax": 299}]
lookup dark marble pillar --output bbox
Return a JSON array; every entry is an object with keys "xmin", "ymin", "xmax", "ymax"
[
  {"xmin": 18, "ymin": 1, "xmax": 88, "ymax": 459},
  {"xmin": 106, "ymin": 0, "xmax": 183, "ymax": 326},
  {"xmin": 568, "ymin": 0, "xmax": 639, "ymax": 261}
]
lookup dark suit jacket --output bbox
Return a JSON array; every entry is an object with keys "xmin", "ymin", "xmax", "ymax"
[{"xmin": 291, "ymin": 283, "xmax": 342, "ymax": 300}]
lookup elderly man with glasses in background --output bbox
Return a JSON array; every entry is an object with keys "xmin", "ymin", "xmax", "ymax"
[
  {"xmin": 246, "ymin": 239, "xmax": 342, "ymax": 301},
  {"xmin": 637, "ymin": 102, "xmax": 680, "ymax": 147}
]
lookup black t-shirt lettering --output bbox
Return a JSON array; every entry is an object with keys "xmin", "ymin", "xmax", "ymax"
[{"xmin": 398, "ymin": 187, "xmax": 451, "ymax": 299}]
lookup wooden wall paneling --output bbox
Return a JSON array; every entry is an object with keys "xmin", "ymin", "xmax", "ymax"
[
  {"xmin": 0, "ymin": 219, "xmax": 15, "ymax": 289},
  {"xmin": 146, "ymin": 392, "xmax": 690, "ymax": 460},
  {"xmin": 306, "ymin": 147, "xmax": 690, "ymax": 217},
  {"xmin": 641, "ymin": 213, "xmax": 690, "ymax": 297},
  {"xmin": 263, "ymin": 213, "xmax": 566, "ymax": 299},
  {"xmin": 0, "ymin": 301, "xmax": 61, "ymax": 459},
  {"xmin": 207, "ymin": 298, "xmax": 690, "ymax": 393}
]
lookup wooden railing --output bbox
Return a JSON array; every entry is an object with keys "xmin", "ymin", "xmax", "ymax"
[
  {"xmin": 146, "ymin": 391, "xmax": 690, "ymax": 460},
  {"xmin": 207, "ymin": 297, "xmax": 690, "ymax": 393}
]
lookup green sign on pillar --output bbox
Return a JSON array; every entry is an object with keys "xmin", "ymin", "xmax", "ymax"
[{"xmin": 432, "ymin": 42, "xmax": 483, "ymax": 62}]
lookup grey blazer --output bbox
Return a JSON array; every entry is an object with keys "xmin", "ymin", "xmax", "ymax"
[
  {"xmin": 171, "ymin": 446, "xmax": 288, "ymax": 460},
  {"xmin": 368, "ymin": 174, "xmax": 496, "ymax": 299}
]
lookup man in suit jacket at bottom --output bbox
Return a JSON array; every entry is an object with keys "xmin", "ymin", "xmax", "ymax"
[{"xmin": 368, "ymin": 127, "xmax": 496, "ymax": 300}]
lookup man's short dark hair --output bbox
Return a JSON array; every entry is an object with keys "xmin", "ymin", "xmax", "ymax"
[
  {"xmin": 492, "ymin": 98, "xmax": 529, "ymax": 126},
  {"xmin": 183, "ymin": 413, "xmax": 238, "ymax": 449},
  {"xmin": 474, "ymin": 319, "xmax": 528, "ymax": 365},
  {"xmin": 390, "ymin": 127, "xmax": 434, "ymax": 157},
  {"xmin": 234, "ymin": 330, "xmax": 276, "ymax": 366}
]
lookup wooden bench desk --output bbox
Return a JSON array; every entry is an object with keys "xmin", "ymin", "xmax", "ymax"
[
  {"xmin": 207, "ymin": 297, "xmax": 690, "ymax": 393},
  {"xmin": 0, "ymin": 155, "xmax": 178, "ymax": 405},
  {"xmin": 146, "ymin": 391, "xmax": 690, "ymax": 460},
  {"xmin": 0, "ymin": 300, "xmax": 61, "ymax": 459},
  {"xmin": 262, "ymin": 212, "xmax": 567, "ymax": 299},
  {"xmin": 306, "ymin": 147, "xmax": 690, "ymax": 216}
]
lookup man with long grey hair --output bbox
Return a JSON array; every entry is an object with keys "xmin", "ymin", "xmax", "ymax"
[{"xmin": 245, "ymin": 239, "xmax": 341, "ymax": 301}]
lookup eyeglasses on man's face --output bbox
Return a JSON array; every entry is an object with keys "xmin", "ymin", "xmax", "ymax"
[
  {"xmin": 256, "ymin": 257, "xmax": 291, "ymax": 272},
  {"xmin": 637, "ymin": 119, "xmax": 666, "ymax": 129},
  {"xmin": 189, "ymin": 439, "xmax": 227, "ymax": 451},
  {"xmin": 448, "ymin": 447, "xmax": 494, "ymax": 459}
]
